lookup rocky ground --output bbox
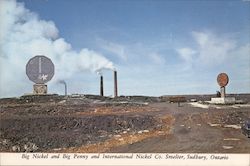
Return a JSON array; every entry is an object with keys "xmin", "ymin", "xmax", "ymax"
[{"xmin": 0, "ymin": 94, "xmax": 249, "ymax": 153}]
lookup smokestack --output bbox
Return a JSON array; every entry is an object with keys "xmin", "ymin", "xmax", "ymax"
[
  {"xmin": 114, "ymin": 70, "xmax": 118, "ymax": 97},
  {"xmin": 58, "ymin": 80, "xmax": 67, "ymax": 96},
  {"xmin": 64, "ymin": 83, "xmax": 67, "ymax": 96},
  {"xmin": 100, "ymin": 75, "xmax": 104, "ymax": 96}
]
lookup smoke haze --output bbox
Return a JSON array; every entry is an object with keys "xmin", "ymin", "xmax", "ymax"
[{"xmin": 0, "ymin": 0, "xmax": 115, "ymax": 97}]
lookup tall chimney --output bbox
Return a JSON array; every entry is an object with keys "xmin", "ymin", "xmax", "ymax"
[
  {"xmin": 64, "ymin": 82, "xmax": 67, "ymax": 96},
  {"xmin": 58, "ymin": 80, "xmax": 67, "ymax": 96},
  {"xmin": 100, "ymin": 75, "xmax": 104, "ymax": 96},
  {"xmin": 114, "ymin": 70, "xmax": 118, "ymax": 97}
]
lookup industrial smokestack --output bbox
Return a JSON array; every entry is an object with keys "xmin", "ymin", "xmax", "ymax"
[
  {"xmin": 100, "ymin": 75, "xmax": 104, "ymax": 96},
  {"xmin": 114, "ymin": 70, "xmax": 118, "ymax": 97},
  {"xmin": 58, "ymin": 80, "xmax": 67, "ymax": 96}
]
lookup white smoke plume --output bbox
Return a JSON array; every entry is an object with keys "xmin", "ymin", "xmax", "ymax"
[
  {"xmin": 96, "ymin": 70, "xmax": 103, "ymax": 76},
  {"xmin": 0, "ymin": 0, "xmax": 115, "ymax": 97}
]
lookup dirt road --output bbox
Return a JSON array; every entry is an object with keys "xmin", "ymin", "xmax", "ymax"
[{"xmin": 109, "ymin": 102, "xmax": 250, "ymax": 153}]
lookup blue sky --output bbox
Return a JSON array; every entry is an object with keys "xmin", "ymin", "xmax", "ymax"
[
  {"xmin": 1, "ymin": 0, "xmax": 249, "ymax": 97},
  {"xmin": 21, "ymin": 0, "xmax": 250, "ymax": 47}
]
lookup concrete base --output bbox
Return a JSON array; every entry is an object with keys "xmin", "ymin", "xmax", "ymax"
[
  {"xmin": 33, "ymin": 84, "xmax": 47, "ymax": 95},
  {"xmin": 211, "ymin": 97, "xmax": 236, "ymax": 104}
]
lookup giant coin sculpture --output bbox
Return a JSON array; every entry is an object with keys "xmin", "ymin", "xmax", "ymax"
[
  {"xmin": 26, "ymin": 55, "xmax": 54, "ymax": 94},
  {"xmin": 217, "ymin": 73, "xmax": 229, "ymax": 98}
]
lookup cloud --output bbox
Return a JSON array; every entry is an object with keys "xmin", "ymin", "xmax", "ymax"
[
  {"xmin": 192, "ymin": 31, "xmax": 236, "ymax": 66},
  {"xmin": 97, "ymin": 38, "xmax": 169, "ymax": 66},
  {"xmin": 175, "ymin": 31, "xmax": 250, "ymax": 93},
  {"xmin": 148, "ymin": 52, "xmax": 166, "ymax": 65},
  {"xmin": 176, "ymin": 31, "xmax": 237, "ymax": 67},
  {"xmin": 176, "ymin": 47, "xmax": 196, "ymax": 62},
  {"xmin": 0, "ymin": 0, "xmax": 115, "ymax": 97},
  {"xmin": 98, "ymin": 39, "xmax": 127, "ymax": 61}
]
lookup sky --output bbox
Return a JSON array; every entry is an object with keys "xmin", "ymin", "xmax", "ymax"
[{"xmin": 0, "ymin": 0, "xmax": 250, "ymax": 97}]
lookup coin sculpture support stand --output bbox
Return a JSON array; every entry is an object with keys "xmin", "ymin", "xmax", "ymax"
[
  {"xmin": 26, "ymin": 55, "xmax": 54, "ymax": 95},
  {"xmin": 220, "ymin": 86, "xmax": 226, "ymax": 98},
  {"xmin": 211, "ymin": 73, "xmax": 235, "ymax": 104},
  {"xmin": 33, "ymin": 84, "xmax": 47, "ymax": 95}
]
